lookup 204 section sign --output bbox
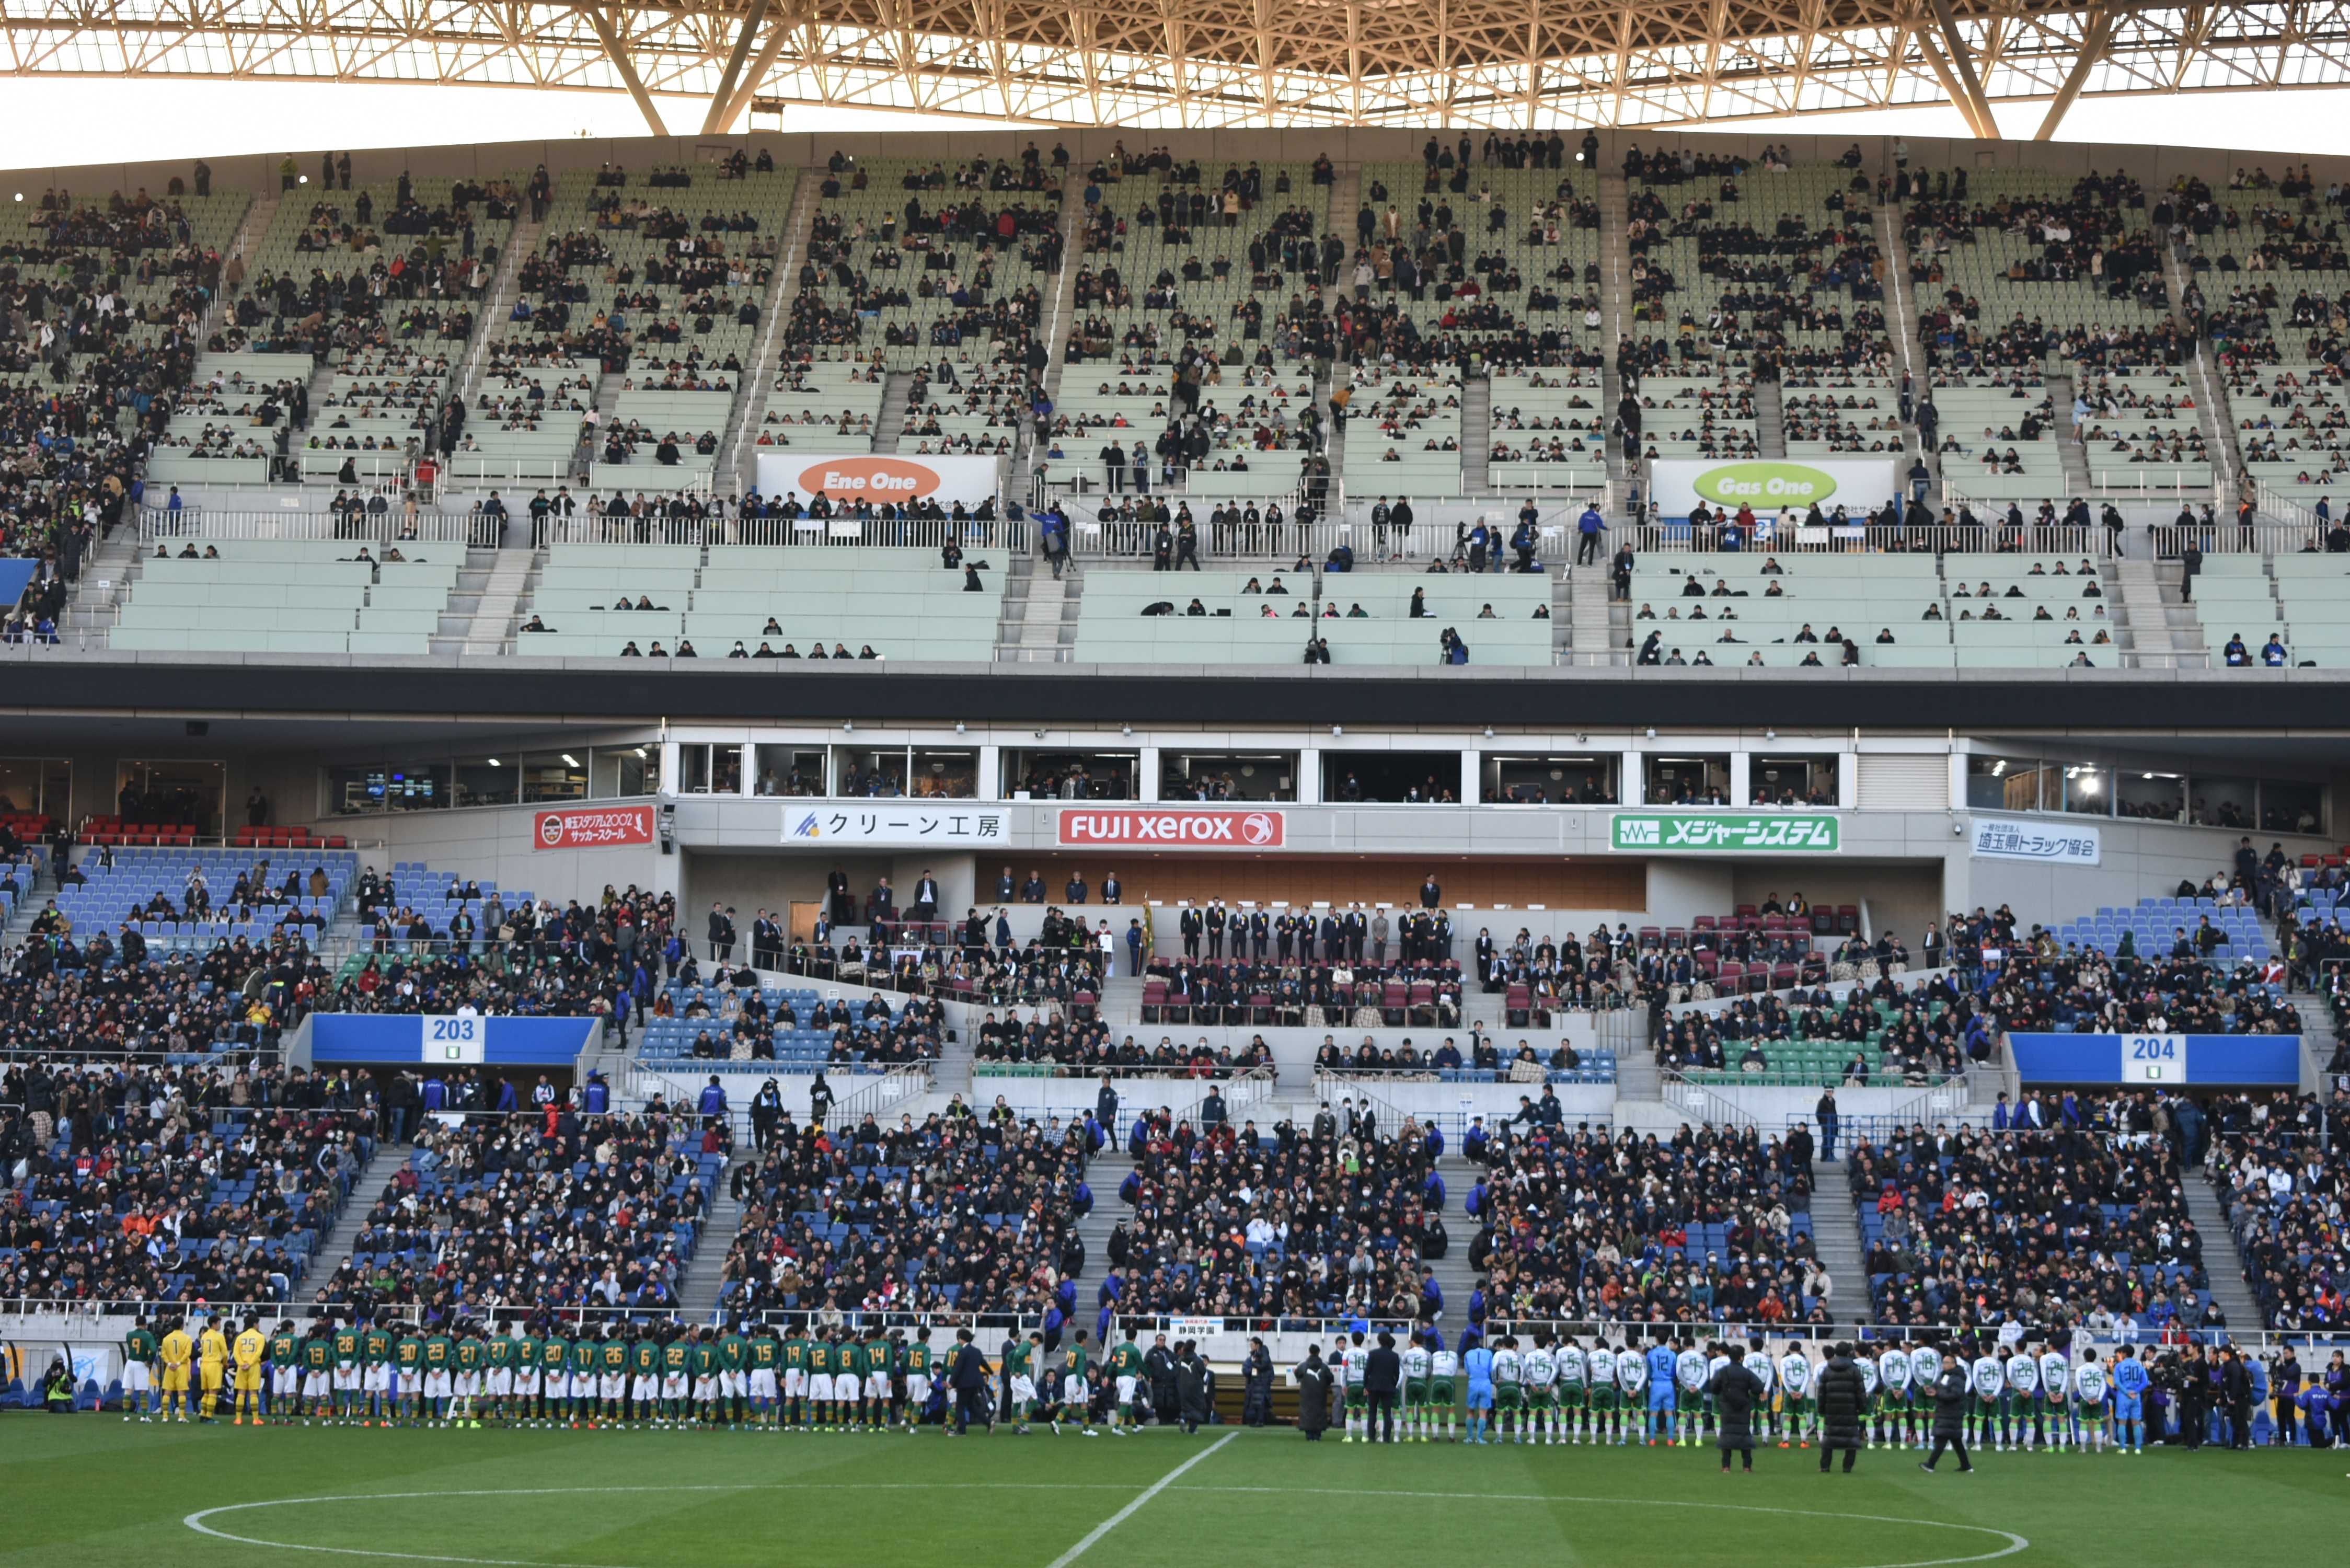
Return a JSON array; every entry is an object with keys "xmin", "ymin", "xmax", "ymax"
[
  {"xmin": 1058, "ymin": 808, "xmax": 1284, "ymax": 848},
  {"xmin": 533, "ymin": 805, "xmax": 655, "ymax": 851},
  {"xmin": 1611, "ymin": 813, "xmax": 1840, "ymax": 854}
]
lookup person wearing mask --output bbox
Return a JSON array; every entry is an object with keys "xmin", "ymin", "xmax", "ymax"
[{"xmin": 1920, "ymin": 1349, "xmax": 1975, "ymax": 1472}]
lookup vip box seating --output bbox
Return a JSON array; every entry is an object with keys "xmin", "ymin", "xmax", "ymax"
[
  {"xmin": 752, "ymin": 358, "xmax": 886, "ymax": 454},
  {"xmin": 517, "ymin": 543, "xmax": 1003, "ymax": 660},
  {"xmin": 2190, "ymin": 552, "xmax": 2350, "ymax": 668},
  {"xmin": 1348, "ymin": 364, "xmax": 1467, "ymax": 495},
  {"xmin": 111, "ymin": 538, "xmax": 458, "ymax": 655},
  {"xmin": 1050, "ymin": 362, "xmax": 1318, "ymax": 499},
  {"xmin": 1486, "ymin": 368, "xmax": 1609, "ymax": 489},
  {"xmin": 1663, "ymin": 984, "xmax": 1962, "ymax": 1087},
  {"xmin": 44, "ymin": 845, "xmax": 356, "ymax": 949},
  {"xmin": 1074, "ymin": 568, "xmax": 1551, "ymax": 665},
  {"xmin": 1923, "ymin": 369, "xmax": 2064, "ymax": 504},
  {"xmin": 1629, "ymin": 552, "xmax": 2120, "ymax": 670},
  {"xmin": 1781, "ymin": 372, "xmax": 1908, "ymax": 458},
  {"xmin": 1069, "ymin": 158, "xmax": 1329, "ymax": 378},
  {"xmin": 2048, "ymin": 894, "xmax": 2276, "ymax": 965},
  {"xmin": 793, "ymin": 156, "xmax": 1057, "ymax": 372},
  {"xmin": 638, "ymin": 980, "xmax": 937, "ymax": 1073}
]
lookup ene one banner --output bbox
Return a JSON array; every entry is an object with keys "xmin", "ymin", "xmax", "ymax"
[
  {"xmin": 753, "ymin": 452, "xmax": 1002, "ymax": 510},
  {"xmin": 1648, "ymin": 457, "xmax": 1899, "ymax": 519}
]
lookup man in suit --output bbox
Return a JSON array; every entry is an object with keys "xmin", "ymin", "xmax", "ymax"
[
  {"xmin": 1420, "ymin": 873, "xmax": 1443, "ymax": 908},
  {"xmin": 995, "ymin": 865, "xmax": 1017, "ymax": 899},
  {"xmin": 1179, "ymin": 904, "xmax": 1203, "ymax": 959},
  {"xmin": 1249, "ymin": 908, "xmax": 1270, "ymax": 960},
  {"xmin": 1204, "ymin": 900, "xmax": 1227, "ymax": 959},
  {"xmin": 751, "ymin": 908, "xmax": 782, "ymax": 969},
  {"xmin": 909, "ymin": 869, "xmax": 940, "ymax": 921},
  {"xmin": 826, "ymin": 867, "xmax": 853, "ymax": 924},
  {"xmin": 1365, "ymin": 1330, "xmax": 1403, "ymax": 1443},
  {"xmin": 1019, "ymin": 870, "xmax": 1046, "ymax": 903},
  {"xmin": 1101, "ymin": 869, "xmax": 1123, "ymax": 905},
  {"xmin": 706, "ymin": 902, "xmax": 735, "ymax": 962},
  {"xmin": 1065, "ymin": 870, "xmax": 1089, "ymax": 905},
  {"xmin": 1344, "ymin": 904, "xmax": 1367, "ymax": 961},
  {"xmin": 948, "ymin": 1328, "xmax": 988, "ymax": 1435}
]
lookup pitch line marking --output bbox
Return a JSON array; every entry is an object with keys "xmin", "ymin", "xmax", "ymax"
[
  {"xmin": 1043, "ymin": 1429, "xmax": 1238, "ymax": 1568},
  {"xmin": 183, "ymin": 1473, "xmax": 2031, "ymax": 1568}
]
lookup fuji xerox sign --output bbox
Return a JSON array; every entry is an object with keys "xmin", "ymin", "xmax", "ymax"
[{"xmin": 1057, "ymin": 808, "xmax": 1285, "ymax": 848}]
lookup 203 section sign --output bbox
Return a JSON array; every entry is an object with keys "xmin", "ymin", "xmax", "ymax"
[
  {"xmin": 1610, "ymin": 813, "xmax": 1841, "ymax": 853},
  {"xmin": 2123, "ymin": 1033, "xmax": 2186, "ymax": 1084},
  {"xmin": 1058, "ymin": 807, "xmax": 1284, "ymax": 848},
  {"xmin": 533, "ymin": 805, "xmax": 654, "ymax": 851}
]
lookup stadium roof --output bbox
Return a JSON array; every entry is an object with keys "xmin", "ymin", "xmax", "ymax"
[{"xmin": 3, "ymin": 2, "xmax": 2344, "ymax": 137}]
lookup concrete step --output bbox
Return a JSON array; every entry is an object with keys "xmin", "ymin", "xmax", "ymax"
[
  {"xmin": 2181, "ymin": 1169, "xmax": 2264, "ymax": 1332},
  {"xmin": 1808, "ymin": 1160, "xmax": 1872, "ymax": 1327},
  {"xmin": 675, "ymin": 1180, "xmax": 744, "ymax": 1319}
]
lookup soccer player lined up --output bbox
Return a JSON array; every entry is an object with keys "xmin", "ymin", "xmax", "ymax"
[
  {"xmin": 2112, "ymin": 1345, "xmax": 2152, "ymax": 1454},
  {"xmin": 121, "ymin": 1318, "xmax": 158, "ymax": 1422},
  {"xmin": 197, "ymin": 1315, "xmax": 230, "ymax": 1422},
  {"xmin": 231, "ymin": 1316, "xmax": 267, "ymax": 1425},
  {"xmin": 158, "ymin": 1318, "xmax": 194, "ymax": 1422}
]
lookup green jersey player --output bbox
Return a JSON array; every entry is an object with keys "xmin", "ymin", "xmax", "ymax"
[
  {"xmin": 1556, "ymin": 1338, "xmax": 1587, "ymax": 1444},
  {"xmin": 1613, "ymin": 1339, "xmax": 1649, "ymax": 1448},
  {"xmin": 1967, "ymin": 1349, "xmax": 2004, "ymax": 1449},
  {"xmin": 1522, "ymin": 1334, "xmax": 1559, "ymax": 1445},
  {"xmin": 2005, "ymin": 1345, "xmax": 2042, "ymax": 1450},
  {"xmin": 1778, "ymin": 1338, "xmax": 1815, "ymax": 1447},
  {"xmin": 1874, "ymin": 1346, "xmax": 1910, "ymax": 1448},
  {"xmin": 1906, "ymin": 1345, "xmax": 1940, "ymax": 1450},
  {"xmin": 1401, "ymin": 1336, "xmax": 1431, "ymax": 1442},
  {"xmin": 1675, "ymin": 1341, "xmax": 1711, "ymax": 1447},
  {"xmin": 1427, "ymin": 1335, "xmax": 1460, "ymax": 1443},
  {"xmin": 2072, "ymin": 1350, "xmax": 2110, "ymax": 1452},
  {"xmin": 2038, "ymin": 1348, "xmax": 2072, "ymax": 1451},
  {"xmin": 1587, "ymin": 1341, "xmax": 1620, "ymax": 1444},
  {"xmin": 1857, "ymin": 1352, "xmax": 1879, "ymax": 1447},
  {"xmin": 1108, "ymin": 1333, "xmax": 1146, "ymax": 1434},
  {"xmin": 1490, "ymin": 1336, "xmax": 1523, "ymax": 1440},
  {"xmin": 1007, "ymin": 1334, "xmax": 1039, "ymax": 1434}
]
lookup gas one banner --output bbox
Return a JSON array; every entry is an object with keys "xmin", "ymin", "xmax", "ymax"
[
  {"xmin": 753, "ymin": 453, "xmax": 1002, "ymax": 509},
  {"xmin": 1647, "ymin": 458, "xmax": 1899, "ymax": 518},
  {"xmin": 1057, "ymin": 807, "xmax": 1286, "ymax": 848}
]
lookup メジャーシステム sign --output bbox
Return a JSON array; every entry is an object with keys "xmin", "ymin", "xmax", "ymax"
[{"xmin": 1610, "ymin": 813, "xmax": 1841, "ymax": 853}]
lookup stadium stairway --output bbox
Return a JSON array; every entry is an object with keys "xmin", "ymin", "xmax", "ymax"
[
  {"xmin": 63, "ymin": 522, "xmax": 145, "ymax": 648},
  {"xmin": 2052, "ymin": 373, "xmax": 2094, "ymax": 497},
  {"xmin": 676, "ymin": 1179, "xmax": 743, "ymax": 1321},
  {"xmin": 998, "ymin": 556, "xmax": 1077, "ymax": 662},
  {"xmin": 1754, "ymin": 376, "xmax": 1786, "ymax": 460},
  {"xmin": 2178, "ymin": 1174, "xmax": 2262, "ymax": 1331},
  {"xmin": 306, "ymin": 1139, "xmax": 387, "ymax": 1286},
  {"xmin": 873, "ymin": 371, "xmax": 916, "ymax": 454},
  {"xmin": 1565, "ymin": 561, "xmax": 1615, "ymax": 665},
  {"xmin": 457, "ymin": 212, "xmax": 544, "ymax": 410},
  {"xmin": 2112, "ymin": 555, "xmax": 2178, "ymax": 664},
  {"xmin": 458, "ymin": 544, "xmax": 536, "ymax": 653},
  {"xmin": 1807, "ymin": 1161, "xmax": 1872, "ymax": 1328},
  {"xmin": 1596, "ymin": 172, "xmax": 1630, "ymax": 488},
  {"xmin": 1459, "ymin": 375, "xmax": 1491, "ymax": 492},
  {"xmin": 719, "ymin": 177, "xmax": 815, "ymax": 492}
]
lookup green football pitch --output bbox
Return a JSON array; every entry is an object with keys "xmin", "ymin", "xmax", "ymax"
[{"xmin": 0, "ymin": 1419, "xmax": 2339, "ymax": 1567}]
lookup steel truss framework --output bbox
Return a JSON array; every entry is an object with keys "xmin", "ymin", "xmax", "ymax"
[{"xmin": 4, "ymin": 2, "xmax": 2350, "ymax": 134}]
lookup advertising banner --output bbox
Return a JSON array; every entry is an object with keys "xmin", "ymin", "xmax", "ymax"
[
  {"xmin": 1058, "ymin": 808, "xmax": 1286, "ymax": 849},
  {"xmin": 1610, "ymin": 813, "xmax": 1840, "ymax": 853},
  {"xmin": 1648, "ymin": 457, "xmax": 1898, "ymax": 519},
  {"xmin": 533, "ymin": 805, "xmax": 655, "ymax": 851},
  {"xmin": 785, "ymin": 805, "xmax": 1011, "ymax": 846},
  {"xmin": 309, "ymin": 1016, "xmax": 598, "ymax": 1066},
  {"xmin": 2007, "ymin": 1031, "xmax": 2298, "ymax": 1086},
  {"xmin": 1970, "ymin": 817, "xmax": 2101, "ymax": 866},
  {"xmin": 753, "ymin": 453, "xmax": 1001, "ymax": 509}
]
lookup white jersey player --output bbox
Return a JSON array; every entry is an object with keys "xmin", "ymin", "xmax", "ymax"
[
  {"xmin": 1587, "ymin": 1344, "xmax": 1620, "ymax": 1445},
  {"xmin": 2038, "ymin": 1349, "xmax": 2073, "ymax": 1448},
  {"xmin": 1970, "ymin": 1352, "xmax": 2005, "ymax": 1448},
  {"xmin": 1779, "ymin": 1344, "xmax": 1815, "ymax": 1446},
  {"xmin": 1676, "ymin": 1345, "xmax": 1711, "ymax": 1446},
  {"xmin": 1875, "ymin": 1347, "xmax": 1911, "ymax": 1448},
  {"xmin": 1429, "ymin": 1344, "xmax": 1461, "ymax": 1442},
  {"xmin": 1555, "ymin": 1341, "xmax": 1587, "ymax": 1444},
  {"xmin": 1906, "ymin": 1345, "xmax": 1941, "ymax": 1449},
  {"xmin": 2005, "ymin": 1346, "xmax": 2042, "ymax": 1448},
  {"xmin": 1523, "ymin": 1342, "xmax": 1559, "ymax": 1445}
]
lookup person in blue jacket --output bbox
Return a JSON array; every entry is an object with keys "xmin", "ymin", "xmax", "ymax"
[
  {"xmin": 2111, "ymin": 1345, "xmax": 2150, "ymax": 1453},
  {"xmin": 1464, "ymin": 1338, "xmax": 1496, "ymax": 1444}
]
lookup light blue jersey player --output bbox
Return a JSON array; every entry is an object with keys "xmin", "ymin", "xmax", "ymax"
[
  {"xmin": 1643, "ymin": 1339, "xmax": 1678, "ymax": 1445},
  {"xmin": 2110, "ymin": 1346, "xmax": 2150, "ymax": 1454},
  {"xmin": 1463, "ymin": 1339, "xmax": 1496, "ymax": 1446}
]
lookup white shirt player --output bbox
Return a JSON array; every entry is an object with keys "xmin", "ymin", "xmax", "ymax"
[
  {"xmin": 1877, "ymin": 1348, "xmax": 1911, "ymax": 1393},
  {"xmin": 1523, "ymin": 1347, "xmax": 1557, "ymax": 1392},
  {"xmin": 1343, "ymin": 1345, "xmax": 1368, "ymax": 1388},
  {"xmin": 1587, "ymin": 1346, "xmax": 1618, "ymax": 1389},
  {"xmin": 1996, "ymin": 1317, "xmax": 2026, "ymax": 1350},
  {"xmin": 1747, "ymin": 1351, "xmax": 1775, "ymax": 1394},
  {"xmin": 1779, "ymin": 1351, "xmax": 1813, "ymax": 1397},
  {"xmin": 1553, "ymin": 1345, "xmax": 1583, "ymax": 1388},
  {"xmin": 2038, "ymin": 1351, "xmax": 2071, "ymax": 1402},
  {"xmin": 2073, "ymin": 1361, "xmax": 2108, "ymax": 1404},
  {"xmin": 1858, "ymin": 1357, "xmax": 1880, "ymax": 1396},
  {"xmin": 1677, "ymin": 1347, "xmax": 1710, "ymax": 1396},
  {"xmin": 1403, "ymin": 1344, "xmax": 1431, "ymax": 1382},
  {"xmin": 1971, "ymin": 1355, "xmax": 2005, "ymax": 1399},
  {"xmin": 2006, "ymin": 1352, "xmax": 2041, "ymax": 1396},
  {"xmin": 1615, "ymin": 1349, "xmax": 1648, "ymax": 1396},
  {"xmin": 1492, "ymin": 1346, "xmax": 1523, "ymax": 1386},
  {"xmin": 1908, "ymin": 1346, "xmax": 1940, "ymax": 1392},
  {"xmin": 1432, "ymin": 1348, "xmax": 1460, "ymax": 1383}
]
